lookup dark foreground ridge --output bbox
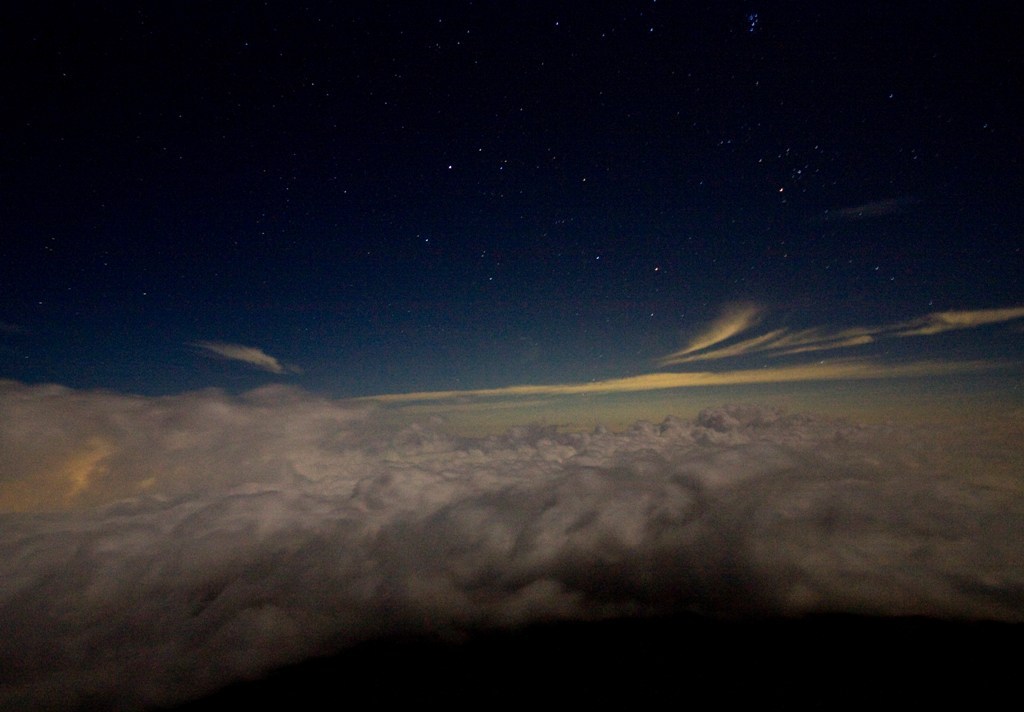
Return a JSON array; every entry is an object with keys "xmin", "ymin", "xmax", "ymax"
[{"xmin": 168, "ymin": 614, "xmax": 1019, "ymax": 709}]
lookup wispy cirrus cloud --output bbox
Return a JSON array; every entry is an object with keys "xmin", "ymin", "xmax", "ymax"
[
  {"xmin": 898, "ymin": 307, "xmax": 1024, "ymax": 336},
  {"xmin": 658, "ymin": 305, "xmax": 1024, "ymax": 367},
  {"xmin": 192, "ymin": 341, "xmax": 301, "ymax": 374},
  {"xmin": 659, "ymin": 326, "xmax": 877, "ymax": 365},
  {"xmin": 359, "ymin": 303, "xmax": 1022, "ymax": 405},
  {"xmin": 661, "ymin": 303, "xmax": 764, "ymax": 362}
]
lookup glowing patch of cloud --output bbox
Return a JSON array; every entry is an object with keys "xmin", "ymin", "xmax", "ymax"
[
  {"xmin": 192, "ymin": 341, "xmax": 300, "ymax": 374},
  {"xmin": 62, "ymin": 437, "xmax": 114, "ymax": 503}
]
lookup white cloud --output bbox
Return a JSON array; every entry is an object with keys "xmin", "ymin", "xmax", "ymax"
[
  {"xmin": 192, "ymin": 341, "xmax": 300, "ymax": 374},
  {"xmin": 1, "ymin": 382, "xmax": 1022, "ymax": 709}
]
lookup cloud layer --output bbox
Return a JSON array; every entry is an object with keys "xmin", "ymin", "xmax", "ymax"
[{"xmin": 1, "ymin": 381, "xmax": 1022, "ymax": 709}]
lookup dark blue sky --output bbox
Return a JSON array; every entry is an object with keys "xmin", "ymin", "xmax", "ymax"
[{"xmin": 2, "ymin": 1, "xmax": 1021, "ymax": 397}]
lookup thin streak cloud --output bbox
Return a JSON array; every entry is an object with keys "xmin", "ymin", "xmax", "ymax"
[
  {"xmin": 192, "ymin": 341, "xmax": 300, "ymax": 374},
  {"xmin": 662, "ymin": 327, "xmax": 879, "ymax": 365},
  {"xmin": 662, "ymin": 329, "xmax": 790, "ymax": 365},
  {"xmin": 658, "ymin": 305, "xmax": 1024, "ymax": 366},
  {"xmin": 361, "ymin": 303, "xmax": 1023, "ymax": 405},
  {"xmin": 898, "ymin": 307, "xmax": 1024, "ymax": 336},
  {"xmin": 361, "ymin": 360, "xmax": 997, "ymax": 404},
  {"xmin": 662, "ymin": 303, "xmax": 764, "ymax": 361}
]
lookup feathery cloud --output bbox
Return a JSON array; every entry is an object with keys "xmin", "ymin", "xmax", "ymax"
[
  {"xmin": 358, "ymin": 303, "xmax": 1021, "ymax": 405},
  {"xmin": 192, "ymin": 341, "xmax": 299, "ymax": 374},
  {"xmin": 897, "ymin": 307, "xmax": 1024, "ymax": 336},
  {"xmin": 661, "ymin": 303, "xmax": 764, "ymax": 362},
  {"xmin": 658, "ymin": 305, "xmax": 1024, "ymax": 366}
]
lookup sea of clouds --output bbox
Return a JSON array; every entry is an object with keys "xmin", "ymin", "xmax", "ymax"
[{"xmin": 1, "ymin": 380, "xmax": 1022, "ymax": 709}]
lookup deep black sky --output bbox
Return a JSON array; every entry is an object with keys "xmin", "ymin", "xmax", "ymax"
[{"xmin": 2, "ymin": 1, "xmax": 1021, "ymax": 396}]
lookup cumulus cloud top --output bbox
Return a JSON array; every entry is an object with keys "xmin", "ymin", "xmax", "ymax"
[{"xmin": 1, "ymin": 381, "xmax": 1022, "ymax": 709}]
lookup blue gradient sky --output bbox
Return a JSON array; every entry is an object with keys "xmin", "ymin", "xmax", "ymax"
[{"xmin": 1, "ymin": 2, "xmax": 1021, "ymax": 415}]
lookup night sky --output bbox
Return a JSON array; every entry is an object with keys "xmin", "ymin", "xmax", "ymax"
[
  {"xmin": 3, "ymin": 1, "xmax": 1021, "ymax": 400},
  {"xmin": 2, "ymin": 3, "xmax": 1024, "ymax": 710}
]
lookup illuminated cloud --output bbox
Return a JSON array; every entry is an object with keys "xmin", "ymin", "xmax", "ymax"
[
  {"xmin": 664, "ymin": 326, "xmax": 881, "ymax": 364},
  {"xmin": 1, "ymin": 382, "xmax": 1022, "ymax": 709},
  {"xmin": 192, "ymin": 340, "xmax": 300, "ymax": 374},
  {"xmin": 660, "ymin": 303, "xmax": 764, "ymax": 361},
  {"xmin": 363, "ymin": 359, "xmax": 996, "ymax": 403},
  {"xmin": 658, "ymin": 305, "xmax": 1024, "ymax": 366},
  {"xmin": 659, "ymin": 329, "xmax": 790, "ymax": 365},
  {"xmin": 898, "ymin": 307, "xmax": 1024, "ymax": 336},
  {"xmin": 357, "ymin": 303, "xmax": 1021, "ymax": 406}
]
